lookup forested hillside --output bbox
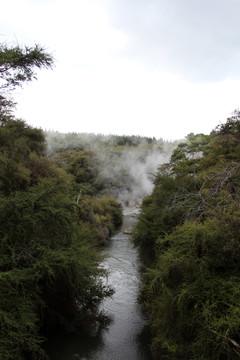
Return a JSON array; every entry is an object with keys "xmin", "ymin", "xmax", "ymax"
[
  {"xmin": 0, "ymin": 43, "xmax": 122, "ymax": 360},
  {"xmin": 46, "ymin": 131, "xmax": 177, "ymax": 207},
  {"xmin": 134, "ymin": 111, "xmax": 240, "ymax": 359}
]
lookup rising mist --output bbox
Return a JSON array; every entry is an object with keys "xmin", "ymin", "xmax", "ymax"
[{"xmin": 46, "ymin": 131, "xmax": 178, "ymax": 206}]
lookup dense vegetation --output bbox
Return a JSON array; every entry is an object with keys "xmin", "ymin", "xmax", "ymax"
[
  {"xmin": 46, "ymin": 131, "xmax": 165, "ymax": 154},
  {"xmin": 0, "ymin": 43, "xmax": 122, "ymax": 359},
  {"xmin": 134, "ymin": 112, "xmax": 240, "ymax": 359},
  {"xmin": 46, "ymin": 131, "xmax": 177, "ymax": 207}
]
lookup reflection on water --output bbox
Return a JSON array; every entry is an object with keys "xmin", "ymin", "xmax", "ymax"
[{"xmin": 47, "ymin": 208, "xmax": 152, "ymax": 360}]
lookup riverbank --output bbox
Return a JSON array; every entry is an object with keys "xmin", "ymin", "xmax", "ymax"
[{"xmin": 47, "ymin": 207, "xmax": 152, "ymax": 360}]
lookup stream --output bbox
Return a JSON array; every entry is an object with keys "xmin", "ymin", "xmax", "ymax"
[{"xmin": 47, "ymin": 207, "xmax": 152, "ymax": 360}]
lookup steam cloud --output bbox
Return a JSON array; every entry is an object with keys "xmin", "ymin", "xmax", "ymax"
[
  {"xmin": 96, "ymin": 145, "xmax": 175, "ymax": 207},
  {"xmin": 46, "ymin": 131, "xmax": 178, "ymax": 207}
]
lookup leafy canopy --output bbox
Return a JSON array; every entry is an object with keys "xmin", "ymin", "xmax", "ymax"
[
  {"xmin": 0, "ymin": 43, "xmax": 53, "ymax": 120},
  {"xmin": 0, "ymin": 41, "xmax": 122, "ymax": 360},
  {"xmin": 134, "ymin": 111, "xmax": 240, "ymax": 359}
]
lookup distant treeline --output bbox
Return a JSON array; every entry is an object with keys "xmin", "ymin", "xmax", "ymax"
[
  {"xmin": 45, "ymin": 130, "xmax": 174, "ymax": 154},
  {"xmin": 46, "ymin": 131, "xmax": 178, "ymax": 206},
  {"xmin": 133, "ymin": 110, "xmax": 240, "ymax": 359}
]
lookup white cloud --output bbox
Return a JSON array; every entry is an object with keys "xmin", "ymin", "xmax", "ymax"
[{"xmin": 1, "ymin": 0, "xmax": 240, "ymax": 140}]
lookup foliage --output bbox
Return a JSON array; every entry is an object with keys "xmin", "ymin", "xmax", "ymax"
[
  {"xmin": 2, "ymin": 174, "xmax": 117, "ymax": 358},
  {"xmin": 0, "ymin": 133, "xmax": 116, "ymax": 359},
  {"xmin": 134, "ymin": 111, "xmax": 240, "ymax": 359},
  {"xmin": 45, "ymin": 131, "xmax": 165, "ymax": 154},
  {"xmin": 0, "ymin": 41, "xmax": 121, "ymax": 359},
  {"xmin": 0, "ymin": 43, "xmax": 52, "ymax": 89},
  {"xmin": 91, "ymin": 197, "xmax": 123, "ymax": 233},
  {"xmin": 0, "ymin": 43, "xmax": 53, "ymax": 121},
  {"xmin": 51, "ymin": 150, "xmax": 104, "ymax": 196}
]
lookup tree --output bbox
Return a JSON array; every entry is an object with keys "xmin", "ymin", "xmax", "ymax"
[
  {"xmin": 0, "ymin": 41, "xmax": 120, "ymax": 359},
  {"xmin": 134, "ymin": 112, "xmax": 240, "ymax": 359},
  {"xmin": 0, "ymin": 43, "xmax": 53, "ymax": 120}
]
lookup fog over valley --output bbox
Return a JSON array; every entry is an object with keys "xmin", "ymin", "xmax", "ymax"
[{"xmin": 46, "ymin": 131, "xmax": 178, "ymax": 207}]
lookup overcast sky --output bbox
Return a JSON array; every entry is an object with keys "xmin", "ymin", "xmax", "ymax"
[{"xmin": 1, "ymin": 0, "xmax": 240, "ymax": 140}]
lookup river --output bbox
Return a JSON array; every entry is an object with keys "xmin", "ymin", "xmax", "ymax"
[{"xmin": 47, "ymin": 207, "xmax": 152, "ymax": 360}]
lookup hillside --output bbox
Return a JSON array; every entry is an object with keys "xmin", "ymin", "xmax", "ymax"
[{"xmin": 46, "ymin": 131, "xmax": 178, "ymax": 207}]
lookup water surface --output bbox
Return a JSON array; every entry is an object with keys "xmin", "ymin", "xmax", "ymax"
[{"xmin": 48, "ymin": 208, "xmax": 151, "ymax": 360}]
